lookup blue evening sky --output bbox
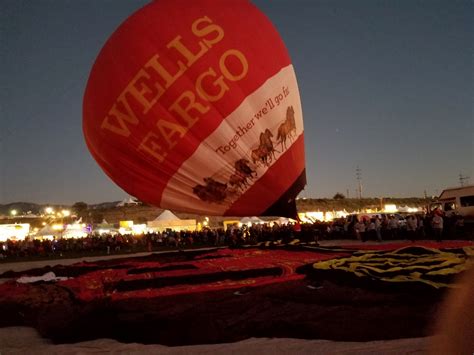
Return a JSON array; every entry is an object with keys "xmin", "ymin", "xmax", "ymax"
[{"xmin": 1, "ymin": 0, "xmax": 472, "ymax": 204}]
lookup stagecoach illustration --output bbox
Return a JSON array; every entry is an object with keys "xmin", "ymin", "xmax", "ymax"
[{"xmin": 192, "ymin": 106, "xmax": 297, "ymax": 203}]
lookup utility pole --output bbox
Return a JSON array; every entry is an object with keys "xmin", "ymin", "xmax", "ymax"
[
  {"xmin": 459, "ymin": 173, "xmax": 470, "ymax": 187},
  {"xmin": 346, "ymin": 188, "xmax": 350, "ymax": 199},
  {"xmin": 356, "ymin": 166, "xmax": 362, "ymax": 199}
]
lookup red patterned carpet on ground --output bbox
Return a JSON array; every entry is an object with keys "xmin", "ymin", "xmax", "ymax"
[
  {"xmin": 0, "ymin": 240, "xmax": 472, "ymax": 345},
  {"xmin": 69, "ymin": 248, "xmax": 351, "ymax": 301}
]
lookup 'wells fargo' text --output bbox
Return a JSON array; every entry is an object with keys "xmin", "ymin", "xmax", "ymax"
[{"xmin": 100, "ymin": 16, "xmax": 249, "ymax": 162}]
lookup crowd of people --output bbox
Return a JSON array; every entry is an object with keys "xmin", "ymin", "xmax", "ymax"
[
  {"xmin": 335, "ymin": 212, "xmax": 467, "ymax": 242},
  {"xmin": 0, "ymin": 212, "xmax": 469, "ymax": 260}
]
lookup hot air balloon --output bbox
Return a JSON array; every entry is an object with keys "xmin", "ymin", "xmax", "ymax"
[{"xmin": 83, "ymin": 0, "xmax": 306, "ymax": 217}]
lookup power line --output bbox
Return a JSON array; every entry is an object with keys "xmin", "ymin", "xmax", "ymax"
[{"xmin": 459, "ymin": 173, "xmax": 470, "ymax": 187}]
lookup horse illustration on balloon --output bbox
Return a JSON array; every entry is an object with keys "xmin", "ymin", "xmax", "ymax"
[
  {"xmin": 251, "ymin": 129, "xmax": 279, "ymax": 166},
  {"xmin": 193, "ymin": 106, "xmax": 297, "ymax": 203},
  {"xmin": 276, "ymin": 106, "xmax": 296, "ymax": 151}
]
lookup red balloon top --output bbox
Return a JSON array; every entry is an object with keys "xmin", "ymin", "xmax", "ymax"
[{"xmin": 84, "ymin": 0, "xmax": 305, "ymax": 217}]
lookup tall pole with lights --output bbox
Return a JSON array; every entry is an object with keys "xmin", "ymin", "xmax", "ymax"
[{"xmin": 356, "ymin": 166, "xmax": 362, "ymax": 199}]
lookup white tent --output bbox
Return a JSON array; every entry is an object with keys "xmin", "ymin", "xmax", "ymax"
[
  {"xmin": 147, "ymin": 210, "xmax": 196, "ymax": 232},
  {"xmin": 63, "ymin": 224, "xmax": 88, "ymax": 239},
  {"xmin": 116, "ymin": 197, "xmax": 139, "ymax": 207},
  {"xmin": 240, "ymin": 216, "xmax": 264, "ymax": 225},
  {"xmin": 153, "ymin": 210, "xmax": 180, "ymax": 221},
  {"xmin": 93, "ymin": 219, "xmax": 119, "ymax": 235},
  {"xmin": 273, "ymin": 217, "xmax": 291, "ymax": 225},
  {"xmin": 35, "ymin": 225, "xmax": 60, "ymax": 238}
]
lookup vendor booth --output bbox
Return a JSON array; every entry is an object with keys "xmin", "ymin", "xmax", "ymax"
[
  {"xmin": 0, "ymin": 223, "xmax": 30, "ymax": 241},
  {"xmin": 147, "ymin": 210, "xmax": 196, "ymax": 232}
]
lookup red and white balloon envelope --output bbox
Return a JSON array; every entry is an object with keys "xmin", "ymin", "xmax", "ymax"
[{"xmin": 83, "ymin": 0, "xmax": 306, "ymax": 217}]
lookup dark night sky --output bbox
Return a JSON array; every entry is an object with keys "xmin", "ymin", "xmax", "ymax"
[{"xmin": 1, "ymin": 0, "xmax": 472, "ymax": 205}]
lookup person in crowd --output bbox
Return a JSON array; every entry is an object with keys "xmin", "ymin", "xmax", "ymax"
[
  {"xmin": 381, "ymin": 215, "xmax": 389, "ymax": 239},
  {"xmin": 367, "ymin": 218, "xmax": 376, "ymax": 241},
  {"xmin": 406, "ymin": 215, "xmax": 418, "ymax": 242},
  {"xmin": 387, "ymin": 216, "xmax": 399, "ymax": 240},
  {"xmin": 167, "ymin": 233, "xmax": 177, "ymax": 247},
  {"xmin": 374, "ymin": 216, "xmax": 383, "ymax": 242},
  {"xmin": 354, "ymin": 219, "xmax": 366, "ymax": 241},
  {"xmin": 417, "ymin": 215, "xmax": 425, "ymax": 239},
  {"xmin": 454, "ymin": 215, "xmax": 465, "ymax": 237},
  {"xmin": 444, "ymin": 213, "xmax": 457, "ymax": 239},
  {"xmin": 431, "ymin": 212, "xmax": 444, "ymax": 242}
]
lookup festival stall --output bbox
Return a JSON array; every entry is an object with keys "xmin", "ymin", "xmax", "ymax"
[
  {"xmin": 147, "ymin": 210, "xmax": 196, "ymax": 232},
  {"xmin": 117, "ymin": 220, "xmax": 147, "ymax": 235},
  {"xmin": 0, "ymin": 223, "xmax": 30, "ymax": 242},
  {"xmin": 299, "ymin": 210, "xmax": 349, "ymax": 222},
  {"xmin": 223, "ymin": 220, "xmax": 240, "ymax": 231},
  {"xmin": 62, "ymin": 223, "xmax": 90, "ymax": 238},
  {"xmin": 34, "ymin": 225, "xmax": 60, "ymax": 240},
  {"xmin": 239, "ymin": 216, "xmax": 265, "ymax": 226},
  {"xmin": 272, "ymin": 217, "xmax": 295, "ymax": 225},
  {"xmin": 94, "ymin": 219, "xmax": 119, "ymax": 235}
]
